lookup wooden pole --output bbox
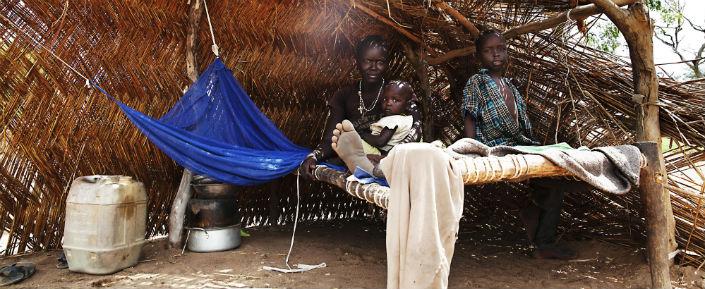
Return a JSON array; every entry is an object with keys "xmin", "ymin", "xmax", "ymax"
[
  {"xmin": 433, "ymin": 1, "xmax": 480, "ymax": 38},
  {"xmin": 268, "ymin": 180, "xmax": 281, "ymax": 226},
  {"xmin": 168, "ymin": 170, "xmax": 193, "ymax": 248},
  {"xmin": 427, "ymin": 46, "xmax": 475, "ymax": 65},
  {"xmin": 168, "ymin": 0, "xmax": 203, "ymax": 249},
  {"xmin": 401, "ymin": 41, "xmax": 434, "ymax": 141},
  {"xmin": 185, "ymin": 0, "xmax": 203, "ymax": 83},
  {"xmin": 590, "ymin": 1, "xmax": 674, "ymax": 288},
  {"xmin": 351, "ymin": 1, "xmax": 438, "ymax": 57},
  {"xmin": 351, "ymin": 1, "xmax": 420, "ymax": 43},
  {"xmin": 635, "ymin": 142, "xmax": 672, "ymax": 289}
]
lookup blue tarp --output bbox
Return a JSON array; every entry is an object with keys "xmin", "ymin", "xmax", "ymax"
[{"xmin": 107, "ymin": 58, "xmax": 311, "ymax": 185}]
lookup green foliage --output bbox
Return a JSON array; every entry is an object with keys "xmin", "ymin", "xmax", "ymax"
[
  {"xmin": 584, "ymin": 22, "xmax": 621, "ymax": 53},
  {"xmin": 645, "ymin": 0, "xmax": 663, "ymax": 10},
  {"xmin": 657, "ymin": 0, "xmax": 684, "ymax": 26},
  {"xmin": 583, "ymin": 0, "xmax": 668, "ymax": 54}
]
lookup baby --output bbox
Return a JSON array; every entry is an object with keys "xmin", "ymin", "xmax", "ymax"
[{"xmin": 359, "ymin": 80, "xmax": 415, "ymax": 156}]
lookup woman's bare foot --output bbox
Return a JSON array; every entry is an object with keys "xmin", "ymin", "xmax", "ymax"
[{"xmin": 331, "ymin": 120, "xmax": 375, "ymax": 174}]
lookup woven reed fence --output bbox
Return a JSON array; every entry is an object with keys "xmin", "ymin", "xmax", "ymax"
[{"xmin": 0, "ymin": 0, "xmax": 704, "ymax": 267}]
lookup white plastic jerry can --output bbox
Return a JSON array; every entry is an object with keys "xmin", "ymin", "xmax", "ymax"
[{"xmin": 63, "ymin": 175, "xmax": 147, "ymax": 274}]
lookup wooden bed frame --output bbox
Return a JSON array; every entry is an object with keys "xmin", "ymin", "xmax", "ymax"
[{"xmin": 312, "ymin": 142, "xmax": 670, "ymax": 288}]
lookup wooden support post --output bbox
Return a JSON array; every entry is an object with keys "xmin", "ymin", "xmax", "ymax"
[
  {"xmin": 635, "ymin": 142, "xmax": 672, "ymax": 289},
  {"xmin": 184, "ymin": 0, "xmax": 203, "ymax": 82},
  {"xmin": 168, "ymin": 170, "xmax": 193, "ymax": 248},
  {"xmin": 268, "ymin": 180, "xmax": 281, "ymax": 226},
  {"xmin": 401, "ymin": 41, "xmax": 434, "ymax": 141},
  {"xmin": 168, "ymin": 0, "xmax": 203, "ymax": 249},
  {"xmin": 590, "ymin": 1, "xmax": 674, "ymax": 288},
  {"xmin": 590, "ymin": 0, "xmax": 676, "ymax": 249}
]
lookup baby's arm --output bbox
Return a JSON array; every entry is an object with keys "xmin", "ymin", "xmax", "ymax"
[{"xmin": 360, "ymin": 126, "xmax": 397, "ymax": 148}]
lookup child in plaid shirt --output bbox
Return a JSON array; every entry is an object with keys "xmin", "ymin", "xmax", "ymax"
[
  {"xmin": 463, "ymin": 29, "xmax": 577, "ymax": 260},
  {"xmin": 462, "ymin": 34, "xmax": 537, "ymax": 147}
]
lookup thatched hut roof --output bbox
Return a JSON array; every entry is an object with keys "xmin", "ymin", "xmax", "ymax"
[{"xmin": 1, "ymin": 0, "xmax": 704, "ymax": 266}]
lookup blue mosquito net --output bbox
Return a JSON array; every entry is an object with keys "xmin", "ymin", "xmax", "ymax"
[{"xmin": 106, "ymin": 58, "xmax": 311, "ymax": 185}]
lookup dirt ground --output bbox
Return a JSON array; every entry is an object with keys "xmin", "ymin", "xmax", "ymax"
[{"xmin": 2, "ymin": 220, "xmax": 704, "ymax": 289}]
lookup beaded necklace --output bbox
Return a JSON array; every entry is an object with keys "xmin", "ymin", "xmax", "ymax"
[{"xmin": 357, "ymin": 78, "xmax": 385, "ymax": 116}]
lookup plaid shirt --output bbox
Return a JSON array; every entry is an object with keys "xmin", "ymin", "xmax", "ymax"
[{"xmin": 462, "ymin": 69, "xmax": 537, "ymax": 147}]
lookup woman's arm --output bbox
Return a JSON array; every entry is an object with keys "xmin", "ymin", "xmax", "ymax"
[{"xmin": 300, "ymin": 90, "xmax": 346, "ymax": 179}]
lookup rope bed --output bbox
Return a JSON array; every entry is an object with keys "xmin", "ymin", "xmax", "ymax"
[{"xmin": 313, "ymin": 147, "xmax": 647, "ymax": 210}]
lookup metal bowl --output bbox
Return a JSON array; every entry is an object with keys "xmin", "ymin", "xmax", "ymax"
[
  {"xmin": 191, "ymin": 183, "xmax": 237, "ymax": 199},
  {"xmin": 186, "ymin": 224, "xmax": 241, "ymax": 252}
]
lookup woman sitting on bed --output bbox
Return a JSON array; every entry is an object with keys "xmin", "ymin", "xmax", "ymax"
[
  {"xmin": 299, "ymin": 35, "xmax": 422, "ymax": 178},
  {"xmin": 329, "ymin": 30, "xmax": 579, "ymax": 260}
]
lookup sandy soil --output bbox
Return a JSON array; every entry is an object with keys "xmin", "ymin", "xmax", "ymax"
[{"xmin": 2, "ymin": 220, "xmax": 703, "ymax": 289}]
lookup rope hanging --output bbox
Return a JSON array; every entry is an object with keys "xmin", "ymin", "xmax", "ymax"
[
  {"xmin": 202, "ymin": 0, "xmax": 219, "ymax": 56},
  {"xmin": 559, "ymin": 8, "xmax": 584, "ymax": 147},
  {"xmin": 0, "ymin": 13, "xmax": 92, "ymax": 87}
]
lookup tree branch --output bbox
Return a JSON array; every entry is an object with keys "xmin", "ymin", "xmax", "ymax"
[
  {"xmin": 684, "ymin": 16, "xmax": 705, "ymax": 33},
  {"xmin": 655, "ymin": 57, "xmax": 705, "ymax": 66},
  {"xmin": 434, "ymin": 1, "xmax": 480, "ymax": 38},
  {"xmin": 697, "ymin": 43, "xmax": 705, "ymax": 59},
  {"xmin": 589, "ymin": 0, "xmax": 630, "ymax": 29},
  {"xmin": 668, "ymin": 77, "xmax": 705, "ymax": 88},
  {"xmin": 351, "ymin": 1, "xmax": 438, "ymax": 57},
  {"xmin": 654, "ymin": 26, "xmax": 676, "ymax": 49},
  {"xmin": 427, "ymin": 0, "xmax": 635, "ymax": 64},
  {"xmin": 426, "ymin": 46, "xmax": 475, "ymax": 65},
  {"xmin": 504, "ymin": 0, "xmax": 635, "ymax": 39},
  {"xmin": 694, "ymin": 43, "xmax": 705, "ymax": 77},
  {"xmin": 653, "ymin": 24, "xmax": 698, "ymax": 75},
  {"xmin": 352, "ymin": 1, "xmax": 420, "ymax": 43}
]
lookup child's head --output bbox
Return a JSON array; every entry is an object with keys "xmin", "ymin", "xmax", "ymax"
[
  {"xmin": 475, "ymin": 29, "xmax": 508, "ymax": 73},
  {"xmin": 355, "ymin": 35, "xmax": 390, "ymax": 85},
  {"xmin": 382, "ymin": 80, "xmax": 414, "ymax": 116}
]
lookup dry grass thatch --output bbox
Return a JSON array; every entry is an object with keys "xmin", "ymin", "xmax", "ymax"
[{"xmin": 1, "ymin": 0, "xmax": 704, "ymax": 266}]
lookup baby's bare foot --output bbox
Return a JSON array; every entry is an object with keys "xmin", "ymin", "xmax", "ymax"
[{"xmin": 331, "ymin": 120, "xmax": 375, "ymax": 173}]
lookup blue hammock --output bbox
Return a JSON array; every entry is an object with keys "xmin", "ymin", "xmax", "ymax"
[{"xmin": 106, "ymin": 58, "xmax": 311, "ymax": 185}]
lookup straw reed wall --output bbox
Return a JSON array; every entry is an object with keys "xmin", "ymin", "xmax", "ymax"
[{"xmin": 1, "ymin": 0, "xmax": 704, "ymax": 266}]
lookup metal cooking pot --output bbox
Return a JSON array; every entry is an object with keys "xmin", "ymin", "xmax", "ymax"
[
  {"xmin": 186, "ymin": 224, "xmax": 241, "ymax": 252},
  {"xmin": 191, "ymin": 183, "xmax": 237, "ymax": 199},
  {"xmin": 187, "ymin": 198, "xmax": 239, "ymax": 228}
]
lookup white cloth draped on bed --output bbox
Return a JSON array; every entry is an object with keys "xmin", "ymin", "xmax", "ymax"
[{"xmin": 380, "ymin": 143, "xmax": 465, "ymax": 289}]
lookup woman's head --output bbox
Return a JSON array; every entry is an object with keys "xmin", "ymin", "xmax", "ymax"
[
  {"xmin": 382, "ymin": 80, "xmax": 414, "ymax": 116},
  {"xmin": 475, "ymin": 29, "xmax": 508, "ymax": 73},
  {"xmin": 355, "ymin": 35, "xmax": 389, "ymax": 85}
]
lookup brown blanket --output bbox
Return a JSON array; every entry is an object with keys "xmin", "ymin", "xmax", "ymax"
[{"xmin": 447, "ymin": 138, "xmax": 642, "ymax": 194}]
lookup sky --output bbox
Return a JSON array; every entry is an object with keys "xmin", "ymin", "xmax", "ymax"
[{"xmin": 612, "ymin": 0, "xmax": 704, "ymax": 79}]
